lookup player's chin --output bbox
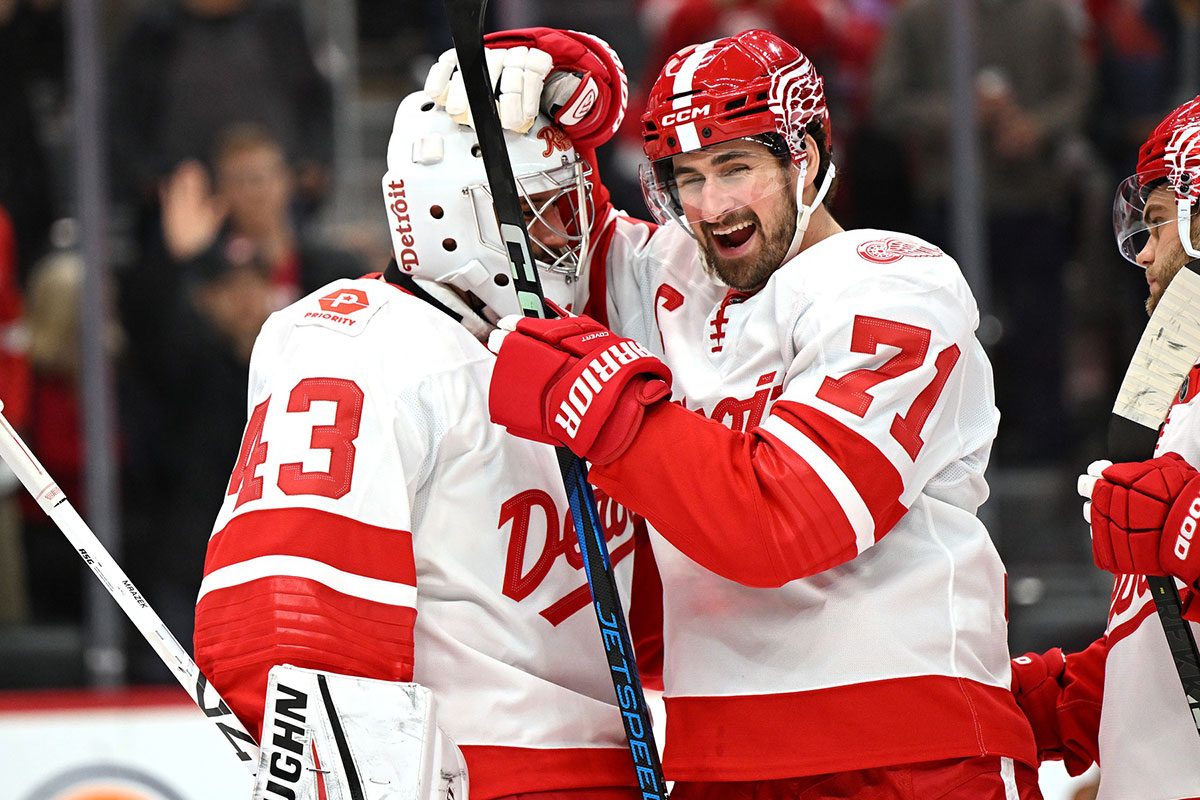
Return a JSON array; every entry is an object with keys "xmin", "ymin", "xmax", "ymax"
[{"xmin": 707, "ymin": 250, "xmax": 772, "ymax": 291}]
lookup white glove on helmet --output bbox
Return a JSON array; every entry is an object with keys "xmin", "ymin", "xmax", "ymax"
[{"xmin": 424, "ymin": 46, "xmax": 580, "ymax": 133}]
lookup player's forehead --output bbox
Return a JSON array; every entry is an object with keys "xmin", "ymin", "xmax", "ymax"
[
  {"xmin": 1143, "ymin": 184, "xmax": 1174, "ymax": 221},
  {"xmin": 671, "ymin": 139, "xmax": 777, "ymax": 173}
]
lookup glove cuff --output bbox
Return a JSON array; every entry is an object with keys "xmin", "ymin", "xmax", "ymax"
[{"xmin": 1163, "ymin": 474, "xmax": 1200, "ymax": 583}]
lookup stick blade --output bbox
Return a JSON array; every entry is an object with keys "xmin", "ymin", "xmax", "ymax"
[{"xmin": 1112, "ymin": 263, "xmax": 1200, "ymax": 432}]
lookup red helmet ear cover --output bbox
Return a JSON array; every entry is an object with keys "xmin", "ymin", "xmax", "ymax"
[{"xmin": 640, "ymin": 29, "xmax": 829, "ymax": 166}]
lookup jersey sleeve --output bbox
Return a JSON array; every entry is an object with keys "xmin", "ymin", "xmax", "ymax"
[
  {"xmin": 591, "ymin": 270, "xmax": 989, "ymax": 588},
  {"xmin": 193, "ymin": 294, "xmax": 452, "ymax": 739}
]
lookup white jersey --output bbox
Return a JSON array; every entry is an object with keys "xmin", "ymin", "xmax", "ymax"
[
  {"xmin": 594, "ymin": 222, "xmax": 1036, "ymax": 780},
  {"xmin": 194, "ymin": 276, "xmax": 657, "ymax": 800},
  {"xmin": 1097, "ymin": 360, "xmax": 1200, "ymax": 800}
]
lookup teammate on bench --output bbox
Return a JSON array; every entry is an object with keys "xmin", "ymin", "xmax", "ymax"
[{"xmin": 1012, "ymin": 95, "xmax": 1200, "ymax": 799}]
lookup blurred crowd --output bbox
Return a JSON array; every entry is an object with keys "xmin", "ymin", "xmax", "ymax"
[{"xmin": 0, "ymin": 0, "xmax": 1195, "ymax": 693}]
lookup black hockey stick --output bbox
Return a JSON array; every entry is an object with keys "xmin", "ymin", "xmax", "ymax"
[
  {"xmin": 442, "ymin": 3, "xmax": 667, "ymax": 795},
  {"xmin": 1109, "ymin": 260, "xmax": 1200, "ymax": 737}
]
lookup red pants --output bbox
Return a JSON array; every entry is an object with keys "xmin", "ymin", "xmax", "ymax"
[{"xmin": 671, "ymin": 756, "xmax": 1043, "ymax": 800}]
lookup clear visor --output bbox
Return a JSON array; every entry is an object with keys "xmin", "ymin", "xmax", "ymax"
[
  {"xmin": 639, "ymin": 140, "xmax": 797, "ymax": 232},
  {"xmin": 1113, "ymin": 172, "xmax": 1176, "ymax": 266},
  {"xmin": 470, "ymin": 156, "xmax": 593, "ymax": 276}
]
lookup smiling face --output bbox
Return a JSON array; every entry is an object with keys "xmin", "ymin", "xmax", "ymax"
[
  {"xmin": 670, "ymin": 139, "xmax": 799, "ymax": 291},
  {"xmin": 1136, "ymin": 185, "xmax": 1196, "ymax": 314}
]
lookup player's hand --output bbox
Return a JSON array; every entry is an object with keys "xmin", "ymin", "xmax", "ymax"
[
  {"xmin": 424, "ymin": 45, "xmax": 557, "ymax": 132},
  {"xmin": 1010, "ymin": 648, "xmax": 1067, "ymax": 758},
  {"xmin": 1084, "ymin": 452, "xmax": 1200, "ymax": 584},
  {"xmin": 487, "ymin": 312, "xmax": 671, "ymax": 464}
]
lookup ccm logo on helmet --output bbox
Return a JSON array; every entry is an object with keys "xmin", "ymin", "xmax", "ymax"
[
  {"xmin": 660, "ymin": 105, "xmax": 711, "ymax": 127},
  {"xmin": 555, "ymin": 340, "xmax": 654, "ymax": 437},
  {"xmin": 1175, "ymin": 495, "xmax": 1200, "ymax": 559}
]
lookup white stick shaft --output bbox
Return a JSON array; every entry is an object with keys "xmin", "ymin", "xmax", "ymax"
[{"xmin": 0, "ymin": 407, "xmax": 260, "ymax": 774}]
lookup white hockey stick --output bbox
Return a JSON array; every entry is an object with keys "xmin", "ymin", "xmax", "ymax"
[{"xmin": 0, "ymin": 403, "xmax": 260, "ymax": 774}]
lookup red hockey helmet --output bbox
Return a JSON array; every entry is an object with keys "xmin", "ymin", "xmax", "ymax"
[
  {"xmin": 638, "ymin": 30, "xmax": 834, "ymax": 257},
  {"xmin": 1114, "ymin": 95, "xmax": 1200, "ymax": 264},
  {"xmin": 640, "ymin": 29, "xmax": 829, "ymax": 167}
]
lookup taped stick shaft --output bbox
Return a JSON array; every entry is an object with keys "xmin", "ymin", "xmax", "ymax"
[{"xmin": 0, "ymin": 407, "xmax": 260, "ymax": 773}]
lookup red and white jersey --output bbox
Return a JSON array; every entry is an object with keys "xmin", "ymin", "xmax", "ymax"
[
  {"xmin": 1095, "ymin": 361, "xmax": 1200, "ymax": 800},
  {"xmin": 194, "ymin": 276, "xmax": 657, "ymax": 800},
  {"xmin": 594, "ymin": 223, "xmax": 1036, "ymax": 779}
]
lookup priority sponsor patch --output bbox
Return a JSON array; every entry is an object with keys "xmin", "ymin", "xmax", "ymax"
[{"xmin": 297, "ymin": 286, "xmax": 386, "ymax": 336}]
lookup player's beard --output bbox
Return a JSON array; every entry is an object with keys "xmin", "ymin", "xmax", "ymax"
[
  {"xmin": 1147, "ymin": 254, "xmax": 1189, "ymax": 315},
  {"xmin": 695, "ymin": 191, "xmax": 798, "ymax": 292}
]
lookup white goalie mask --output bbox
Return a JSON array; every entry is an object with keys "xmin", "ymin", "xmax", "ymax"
[{"xmin": 382, "ymin": 91, "xmax": 594, "ymax": 320}]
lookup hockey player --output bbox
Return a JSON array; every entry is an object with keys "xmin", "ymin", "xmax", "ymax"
[
  {"xmin": 192, "ymin": 91, "xmax": 662, "ymax": 800},
  {"xmin": 438, "ymin": 27, "xmax": 1042, "ymax": 800},
  {"xmin": 1010, "ymin": 96, "xmax": 1200, "ymax": 799}
]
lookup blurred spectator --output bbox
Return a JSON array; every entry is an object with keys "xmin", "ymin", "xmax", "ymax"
[
  {"xmin": 117, "ymin": 234, "xmax": 277, "ymax": 681},
  {"xmin": 872, "ymin": 0, "xmax": 1091, "ymax": 465},
  {"xmin": 107, "ymin": 0, "xmax": 334, "ymax": 238},
  {"xmin": 0, "ymin": 0, "xmax": 62, "ymax": 283},
  {"xmin": 19, "ymin": 240, "xmax": 123, "ymax": 624},
  {"xmin": 115, "ymin": 124, "xmax": 362, "ymax": 680},
  {"xmin": 153, "ymin": 123, "xmax": 366, "ymax": 318}
]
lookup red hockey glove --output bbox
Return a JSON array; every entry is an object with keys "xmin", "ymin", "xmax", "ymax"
[
  {"xmin": 1087, "ymin": 452, "xmax": 1200, "ymax": 584},
  {"xmin": 1011, "ymin": 648, "xmax": 1067, "ymax": 760},
  {"xmin": 488, "ymin": 314, "xmax": 671, "ymax": 465}
]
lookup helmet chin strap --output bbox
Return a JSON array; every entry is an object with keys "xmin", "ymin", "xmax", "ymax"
[
  {"xmin": 1179, "ymin": 197, "xmax": 1200, "ymax": 258},
  {"xmin": 783, "ymin": 159, "xmax": 836, "ymax": 264}
]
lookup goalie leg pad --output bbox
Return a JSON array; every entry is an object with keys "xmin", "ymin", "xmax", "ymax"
[{"xmin": 253, "ymin": 664, "xmax": 468, "ymax": 800}]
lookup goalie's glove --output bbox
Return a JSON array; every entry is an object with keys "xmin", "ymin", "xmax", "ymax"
[
  {"xmin": 488, "ymin": 311, "xmax": 671, "ymax": 465},
  {"xmin": 424, "ymin": 28, "xmax": 627, "ymax": 148},
  {"xmin": 1081, "ymin": 452, "xmax": 1200, "ymax": 584},
  {"xmin": 425, "ymin": 45, "xmax": 558, "ymax": 132}
]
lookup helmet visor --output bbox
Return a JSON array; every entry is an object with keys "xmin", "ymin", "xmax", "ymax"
[
  {"xmin": 1113, "ymin": 171, "xmax": 1174, "ymax": 266},
  {"xmin": 639, "ymin": 138, "xmax": 797, "ymax": 231}
]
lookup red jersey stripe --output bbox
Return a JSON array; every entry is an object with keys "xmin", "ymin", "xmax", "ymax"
[
  {"xmin": 769, "ymin": 400, "xmax": 908, "ymax": 543},
  {"xmin": 204, "ymin": 507, "xmax": 416, "ymax": 586},
  {"xmin": 661, "ymin": 675, "xmax": 1037, "ymax": 781},
  {"xmin": 462, "ymin": 744, "xmax": 639, "ymax": 800}
]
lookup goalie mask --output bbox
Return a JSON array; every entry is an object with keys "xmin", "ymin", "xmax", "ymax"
[
  {"xmin": 638, "ymin": 29, "xmax": 834, "ymax": 262},
  {"xmin": 383, "ymin": 91, "xmax": 593, "ymax": 321},
  {"xmin": 1114, "ymin": 95, "xmax": 1200, "ymax": 265}
]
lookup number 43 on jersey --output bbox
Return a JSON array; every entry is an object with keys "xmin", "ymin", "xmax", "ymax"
[{"xmin": 228, "ymin": 377, "xmax": 365, "ymax": 508}]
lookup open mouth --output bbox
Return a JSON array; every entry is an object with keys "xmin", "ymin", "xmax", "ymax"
[{"xmin": 709, "ymin": 219, "xmax": 758, "ymax": 256}]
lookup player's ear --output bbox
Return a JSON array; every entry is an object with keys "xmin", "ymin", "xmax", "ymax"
[{"xmin": 801, "ymin": 133, "xmax": 819, "ymax": 189}]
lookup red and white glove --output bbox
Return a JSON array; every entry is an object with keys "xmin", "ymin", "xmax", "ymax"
[
  {"xmin": 424, "ymin": 28, "xmax": 627, "ymax": 148},
  {"xmin": 425, "ymin": 45, "xmax": 555, "ymax": 132},
  {"xmin": 487, "ymin": 313, "xmax": 671, "ymax": 465},
  {"xmin": 1082, "ymin": 452, "xmax": 1200, "ymax": 583}
]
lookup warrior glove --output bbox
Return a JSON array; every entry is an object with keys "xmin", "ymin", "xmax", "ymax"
[
  {"xmin": 1081, "ymin": 452, "xmax": 1200, "ymax": 585},
  {"xmin": 488, "ymin": 313, "xmax": 671, "ymax": 465}
]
